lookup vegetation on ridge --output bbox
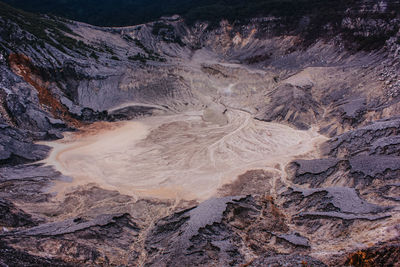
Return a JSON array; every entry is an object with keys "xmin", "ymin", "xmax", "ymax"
[
  {"xmin": 0, "ymin": 2, "xmax": 93, "ymax": 55},
  {"xmin": 1, "ymin": 0, "xmax": 397, "ymax": 27},
  {"xmin": 2, "ymin": 0, "xmax": 399, "ymax": 51}
]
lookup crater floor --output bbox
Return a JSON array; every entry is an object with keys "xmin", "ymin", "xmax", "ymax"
[{"xmin": 42, "ymin": 109, "xmax": 326, "ymax": 201}]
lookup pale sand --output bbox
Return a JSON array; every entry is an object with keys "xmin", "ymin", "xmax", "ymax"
[{"xmin": 41, "ymin": 110, "xmax": 327, "ymax": 201}]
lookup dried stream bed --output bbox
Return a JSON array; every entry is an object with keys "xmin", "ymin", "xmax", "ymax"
[{"xmin": 42, "ymin": 109, "xmax": 326, "ymax": 201}]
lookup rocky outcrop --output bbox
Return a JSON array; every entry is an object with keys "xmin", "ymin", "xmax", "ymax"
[
  {"xmin": 289, "ymin": 154, "xmax": 400, "ymax": 187},
  {"xmin": 0, "ymin": 163, "xmax": 143, "ymax": 265},
  {"xmin": 1, "ymin": 214, "xmax": 141, "ymax": 266},
  {"xmin": 0, "ymin": 198, "xmax": 37, "ymax": 228},
  {"xmin": 0, "ymin": 241, "xmax": 74, "ymax": 267},
  {"xmin": 283, "ymin": 187, "xmax": 391, "ymax": 221},
  {"xmin": 325, "ymin": 117, "xmax": 400, "ymax": 157},
  {"xmin": 345, "ymin": 238, "xmax": 400, "ymax": 267},
  {"xmin": 250, "ymin": 254, "xmax": 327, "ymax": 267},
  {"xmin": 0, "ymin": 125, "xmax": 51, "ymax": 166},
  {"xmin": 255, "ymin": 84, "xmax": 322, "ymax": 130},
  {"xmin": 145, "ymin": 196, "xmax": 323, "ymax": 266},
  {"xmin": 282, "ymin": 106, "xmax": 400, "ymax": 266}
]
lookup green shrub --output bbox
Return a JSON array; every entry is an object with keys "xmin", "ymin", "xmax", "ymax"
[
  {"xmin": 128, "ymin": 54, "xmax": 147, "ymax": 63},
  {"xmin": 90, "ymin": 51, "xmax": 99, "ymax": 60},
  {"xmin": 0, "ymin": 2, "xmax": 92, "ymax": 54}
]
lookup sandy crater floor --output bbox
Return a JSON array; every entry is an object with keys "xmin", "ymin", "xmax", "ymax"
[{"xmin": 42, "ymin": 109, "xmax": 326, "ymax": 201}]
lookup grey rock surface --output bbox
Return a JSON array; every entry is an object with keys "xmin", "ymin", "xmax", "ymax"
[
  {"xmin": 370, "ymin": 136, "xmax": 400, "ymax": 155},
  {"xmin": 145, "ymin": 195, "xmax": 317, "ymax": 266},
  {"xmin": 276, "ymin": 233, "xmax": 310, "ymax": 248},
  {"xmin": 250, "ymin": 254, "xmax": 327, "ymax": 267},
  {"xmin": 0, "ymin": 125, "xmax": 51, "ymax": 166},
  {"xmin": 326, "ymin": 117, "xmax": 400, "ymax": 157},
  {"xmin": 13, "ymin": 213, "xmax": 139, "ymax": 237},
  {"xmin": 298, "ymin": 211, "xmax": 390, "ymax": 221},
  {"xmin": 295, "ymin": 158, "xmax": 341, "ymax": 175},
  {"xmin": 290, "ymin": 187, "xmax": 387, "ymax": 214},
  {"xmin": 349, "ymin": 155, "xmax": 400, "ymax": 178},
  {"xmin": 0, "ymin": 198, "xmax": 37, "ymax": 228},
  {"xmin": 255, "ymin": 84, "xmax": 322, "ymax": 130}
]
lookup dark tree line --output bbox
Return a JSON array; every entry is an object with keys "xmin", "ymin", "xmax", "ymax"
[{"xmin": 0, "ymin": 0, "xmax": 377, "ymax": 27}]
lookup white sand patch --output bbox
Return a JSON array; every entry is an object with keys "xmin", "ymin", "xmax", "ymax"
[{"xmin": 41, "ymin": 109, "xmax": 327, "ymax": 201}]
